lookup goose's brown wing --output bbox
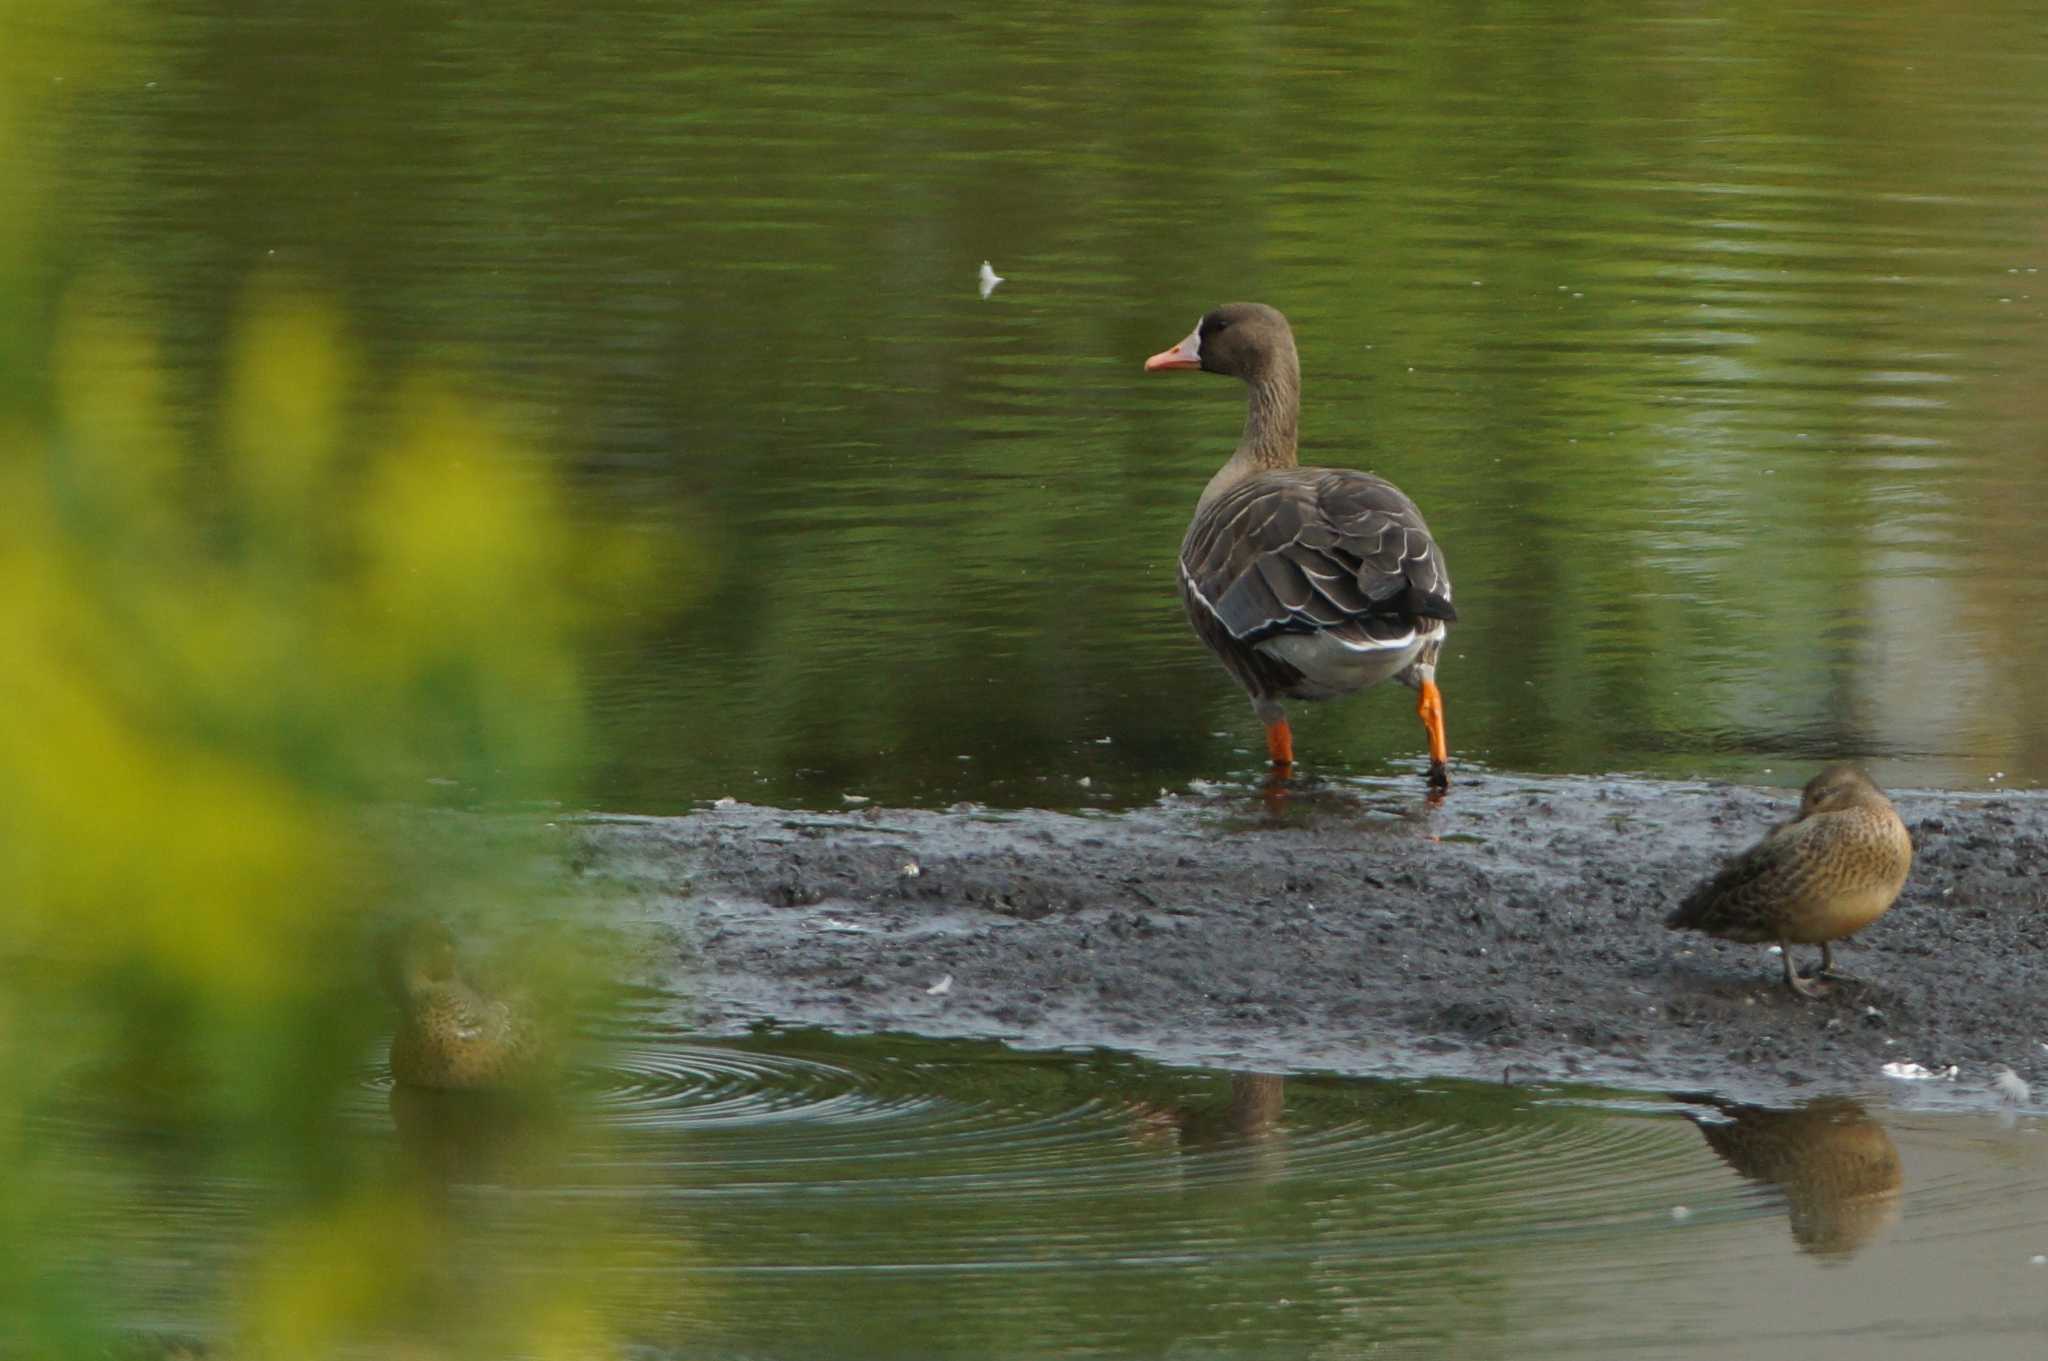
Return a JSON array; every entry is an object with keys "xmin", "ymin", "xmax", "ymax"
[{"xmin": 1180, "ymin": 468, "xmax": 1455, "ymax": 649}]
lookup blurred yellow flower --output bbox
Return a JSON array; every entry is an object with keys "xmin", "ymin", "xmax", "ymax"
[{"xmin": 1, "ymin": 268, "xmax": 663, "ymax": 1356}]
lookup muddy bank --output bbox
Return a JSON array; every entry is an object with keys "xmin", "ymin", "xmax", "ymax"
[{"xmin": 577, "ymin": 773, "xmax": 2048, "ymax": 1103}]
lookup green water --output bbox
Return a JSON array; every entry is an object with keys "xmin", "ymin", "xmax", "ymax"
[
  {"xmin": 77, "ymin": 1025, "xmax": 2048, "ymax": 1358},
  {"xmin": 21, "ymin": 5, "xmax": 2048, "ymax": 1356},
  {"xmin": 36, "ymin": 0, "xmax": 2048, "ymax": 811}
]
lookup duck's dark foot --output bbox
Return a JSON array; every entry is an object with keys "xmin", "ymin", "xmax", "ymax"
[
  {"xmin": 1782, "ymin": 945, "xmax": 1833, "ymax": 998},
  {"xmin": 1425, "ymin": 759, "xmax": 1449, "ymax": 793}
]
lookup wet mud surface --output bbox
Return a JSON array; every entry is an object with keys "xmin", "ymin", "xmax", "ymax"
[{"xmin": 578, "ymin": 773, "xmax": 2048, "ymax": 1104}]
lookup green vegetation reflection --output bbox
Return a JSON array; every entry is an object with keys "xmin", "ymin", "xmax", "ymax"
[{"xmin": 1, "ymin": 6, "xmax": 673, "ymax": 1355}]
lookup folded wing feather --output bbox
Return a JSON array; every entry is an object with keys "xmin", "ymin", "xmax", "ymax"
[{"xmin": 1185, "ymin": 470, "xmax": 1456, "ymax": 648}]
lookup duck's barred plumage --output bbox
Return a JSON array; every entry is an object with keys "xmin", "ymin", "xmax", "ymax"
[
  {"xmin": 383, "ymin": 920, "xmax": 551, "ymax": 1091},
  {"xmin": 1666, "ymin": 809, "xmax": 1905, "ymax": 942},
  {"xmin": 389, "ymin": 984, "xmax": 546, "ymax": 1091},
  {"xmin": 1666, "ymin": 765, "xmax": 1912, "ymax": 995}
]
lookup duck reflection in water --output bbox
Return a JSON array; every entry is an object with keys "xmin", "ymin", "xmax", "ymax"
[
  {"xmin": 387, "ymin": 1082, "xmax": 571, "ymax": 1188},
  {"xmin": 1126, "ymin": 1073, "xmax": 1289, "ymax": 1182},
  {"xmin": 1679, "ymin": 1094, "xmax": 1903, "ymax": 1259}
]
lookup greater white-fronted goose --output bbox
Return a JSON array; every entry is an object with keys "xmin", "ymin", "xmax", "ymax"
[
  {"xmin": 1665, "ymin": 765, "xmax": 1912, "ymax": 997},
  {"xmin": 1144, "ymin": 303, "xmax": 1456, "ymax": 790}
]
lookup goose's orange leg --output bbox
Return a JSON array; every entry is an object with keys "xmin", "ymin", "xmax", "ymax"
[
  {"xmin": 1261, "ymin": 718, "xmax": 1296, "ymax": 806},
  {"xmin": 1264, "ymin": 718, "xmax": 1295, "ymax": 772},
  {"xmin": 1416, "ymin": 680, "xmax": 1449, "ymax": 791}
]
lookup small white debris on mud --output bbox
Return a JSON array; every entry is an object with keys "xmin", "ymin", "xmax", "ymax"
[{"xmin": 1881, "ymin": 1062, "xmax": 1959, "ymax": 1081}]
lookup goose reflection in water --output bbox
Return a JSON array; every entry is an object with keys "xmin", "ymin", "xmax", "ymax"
[{"xmin": 1680, "ymin": 1095, "xmax": 1903, "ymax": 1259}]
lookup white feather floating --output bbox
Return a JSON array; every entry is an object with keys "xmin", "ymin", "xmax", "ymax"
[{"xmin": 978, "ymin": 260, "xmax": 1004, "ymax": 300}]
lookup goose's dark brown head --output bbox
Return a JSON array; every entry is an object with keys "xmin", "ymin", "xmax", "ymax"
[{"xmin": 1144, "ymin": 303, "xmax": 1298, "ymax": 383}]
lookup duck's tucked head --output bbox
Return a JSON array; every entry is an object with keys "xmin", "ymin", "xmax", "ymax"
[
  {"xmin": 380, "ymin": 918, "xmax": 459, "ymax": 1004},
  {"xmin": 1799, "ymin": 764, "xmax": 1889, "ymax": 816},
  {"xmin": 1145, "ymin": 303, "xmax": 1297, "ymax": 383}
]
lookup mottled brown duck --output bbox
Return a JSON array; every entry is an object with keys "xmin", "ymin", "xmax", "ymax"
[
  {"xmin": 1665, "ymin": 765, "xmax": 1913, "ymax": 997},
  {"xmin": 1145, "ymin": 303, "xmax": 1456, "ymax": 790},
  {"xmin": 382, "ymin": 919, "xmax": 550, "ymax": 1091}
]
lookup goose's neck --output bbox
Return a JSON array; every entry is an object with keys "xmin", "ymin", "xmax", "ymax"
[{"xmin": 1200, "ymin": 360, "xmax": 1301, "ymax": 508}]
